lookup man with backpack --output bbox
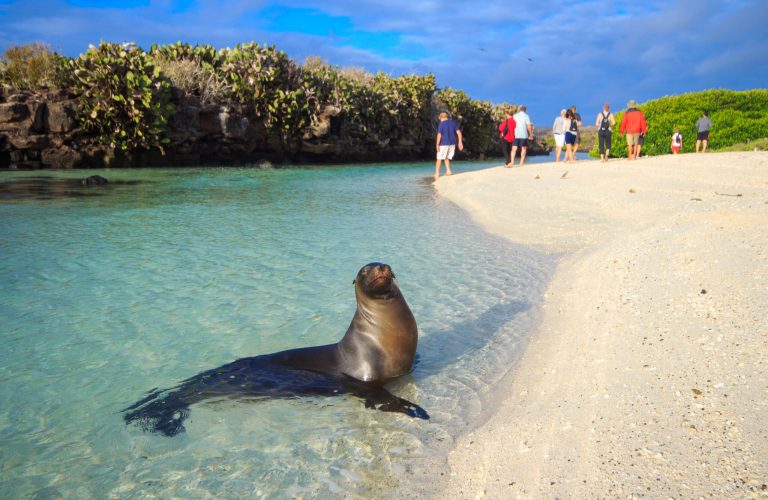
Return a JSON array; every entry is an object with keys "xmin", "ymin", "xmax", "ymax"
[{"xmin": 595, "ymin": 103, "xmax": 616, "ymax": 162}]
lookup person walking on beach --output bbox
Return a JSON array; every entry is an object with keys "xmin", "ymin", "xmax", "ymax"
[
  {"xmin": 619, "ymin": 100, "xmax": 647, "ymax": 161},
  {"xmin": 635, "ymin": 130, "xmax": 646, "ymax": 159},
  {"xmin": 569, "ymin": 105, "xmax": 583, "ymax": 152},
  {"xmin": 510, "ymin": 105, "xmax": 534, "ymax": 166},
  {"xmin": 595, "ymin": 103, "xmax": 615, "ymax": 162},
  {"xmin": 552, "ymin": 109, "xmax": 566, "ymax": 162},
  {"xmin": 498, "ymin": 108, "xmax": 516, "ymax": 167},
  {"xmin": 564, "ymin": 109, "xmax": 578, "ymax": 163},
  {"xmin": 696, "ymin": 111, "xmax": 712, "ymax": 153},
  {"xmin": 671, "ymin": 128, "xmax": 683, "ymax": 154},
  {"xmin": 434, "ymin": 112, "xmax": 463, "ymax": 180}
]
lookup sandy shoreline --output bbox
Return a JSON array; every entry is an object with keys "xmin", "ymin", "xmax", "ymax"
[{"xmin": 435, "ymin": 152, "xmax": 768, "ymax": 498}]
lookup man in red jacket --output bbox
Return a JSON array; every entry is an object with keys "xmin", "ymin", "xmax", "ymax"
[
  {"xmin": 619, "ymin": 100, "xmax": 648, "ymax": 161},
  {"xmin": 498, "ymin": 108, "xmax": 516, "ymax": 167}
]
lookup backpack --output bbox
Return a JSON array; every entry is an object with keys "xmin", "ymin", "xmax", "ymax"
[
  {"xmin": 569, "ymin": 119, "xmax": 578, "ymax": 132},
  {"xmin": 500, "ymin": 119, "xmax": 509, "ymax": 139},
  {"xmin": 599, "ymin": 112, "xmax": 611, "ymax": 132}
]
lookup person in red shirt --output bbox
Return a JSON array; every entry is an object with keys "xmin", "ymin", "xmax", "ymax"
[
  {"xmin": 619, "ymin": 100, "xmax": 648, "ymax": 160},
  {"xmin": 498, "ymin": 108, "xmax": 516, "ymax": 167}
]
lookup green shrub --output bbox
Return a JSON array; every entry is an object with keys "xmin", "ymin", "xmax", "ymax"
[
  {"xmin": 149, "ymin": 43, "xmax": 230, "ymax": 105},
  {"xmin": 219, "ymin": 43, "xmax": 312, "ymax": 144},
  {"xmin": 592, "ymin": 89, "xmax": 768, "ymax": 158},
  {"xmin": 69, "ymin": 42, "xmax": 174, "ymax": 152},
  {"xmin": 436, "ymin": 88, "xmax": 496, "ymax": 154},
  {"xmin": 0, "ymin": 43, "xmax": 67, "ymax": 89},
  {"xmin": 302, "ymin": 59, "xmax": 436, "ymax": 147},
  {"xmin": 371, "ymin": 73, "xmax": 436, "ymax": 145}
]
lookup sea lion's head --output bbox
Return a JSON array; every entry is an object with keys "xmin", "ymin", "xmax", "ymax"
[{"xmin": 353, "ymin": 262, "xmax": 397, "ymax": 298}]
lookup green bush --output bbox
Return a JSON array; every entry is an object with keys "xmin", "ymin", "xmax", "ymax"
[
  {"xmin": 69, "ymin": 42, "xmax": 174, "ymax": 152},
  {"xmin": 0, "ymin": 43, "xmax": 67, "ymax": 89},
  {"xmin": 302, "ymin": 59, "xmax": 436, "ymax": 147},
  {"xmin": 220, "ymin": 43, "xmax": 312, "ymax": 144},
  {"xmin": 592, "ymin": 89, "xmax": 768, "ymax": 158},
  {"xmin": 150, "ymin": 42, "xmax": 229, "ymax": 104},
  {"xmin": 436, "ymin": 88, "xmax": 496, "ymax": 154}
]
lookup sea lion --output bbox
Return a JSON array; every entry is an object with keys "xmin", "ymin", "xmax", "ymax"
[{"xmin": 123, "ymin": 262, "xmax": 428, "ymax": 436}]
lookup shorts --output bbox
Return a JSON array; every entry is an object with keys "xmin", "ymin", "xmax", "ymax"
[
  {"xmin": 565, "ymin": 132, "xmax": 577, "ymax": 145},
  {"xmin": 671, "ymin": 145, "xmax": 681, "ymax": 153},
  {"xmin": 554, "ymin": 133, "xmax": 565, "ymax": 147},
  {"xmin": 437, "ymin": 144, "xmax": 456, "ymax": 160},
  {"xmin": 626, "ymin": 133, "xmax": 640, "ymax": 146},
  {"xmin": 697, "ymin": 130, "xmax": 709, "ymax": 141},
  {"xmin": 513, "ymin": 138, "xmax": 528, "ymax": 148}
]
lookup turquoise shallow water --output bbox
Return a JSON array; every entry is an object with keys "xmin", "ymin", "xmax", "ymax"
[{"xmin": 0, "ymin": 159, "xmax": 559, "ymax": 498}]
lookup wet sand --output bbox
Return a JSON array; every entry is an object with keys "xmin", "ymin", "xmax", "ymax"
[{"xmin": 435, "ymin": 152, "xmax": 768, "ymax": 498}]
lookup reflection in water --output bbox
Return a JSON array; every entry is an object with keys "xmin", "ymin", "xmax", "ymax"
[{"xmin": 0, "ymin": 176, "xmax": 142, "ymax": 201}]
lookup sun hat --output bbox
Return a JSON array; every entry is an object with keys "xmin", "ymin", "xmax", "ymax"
[{"xmin": 627, "ymin": 99, "xmax": 638, "ymax": 107}]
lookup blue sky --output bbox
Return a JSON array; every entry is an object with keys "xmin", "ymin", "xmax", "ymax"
[{"xmin": 1, "ymin": 0, "xmax": 766, "ymax": 125}]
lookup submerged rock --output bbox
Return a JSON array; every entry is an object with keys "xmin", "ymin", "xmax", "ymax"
[{"xmin": 81, "ymin": 175, "xmax": 109, "ymax": 185}]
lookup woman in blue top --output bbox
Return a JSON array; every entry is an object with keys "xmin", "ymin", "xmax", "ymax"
[{"xmin": 564, "ymin": 109, "xmax": 578, "ymax": 163}]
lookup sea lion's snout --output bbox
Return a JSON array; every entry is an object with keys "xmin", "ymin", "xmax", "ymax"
[{"xmin": 356, "ymin": 262, "xmax": 395, "ymax": 294}]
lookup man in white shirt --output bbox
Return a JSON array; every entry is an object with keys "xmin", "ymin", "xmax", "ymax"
[{"xmin": 510, "ymin": 105, "xmax": 534, "ymax": 167}]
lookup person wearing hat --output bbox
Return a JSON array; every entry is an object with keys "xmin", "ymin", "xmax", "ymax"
[{"xmin": 619, "ymin": 100, "xmax": 648, "ymax": 160}]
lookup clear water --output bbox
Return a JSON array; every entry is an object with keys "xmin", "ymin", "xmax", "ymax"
[{"xmin": 0, "ymin": 157, "xmax": 562, "ymax": 498}]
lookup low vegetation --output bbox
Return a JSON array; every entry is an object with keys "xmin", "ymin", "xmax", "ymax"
[
  {"xmin": 0, "ymin": 43, "xmax": 66, "ymax": 89},
  {"xmin": 1, "ymin": 41, "xmax": 507, "ymax": 157},
  {"xmin": 592, "ymin": 89, "xmax": 768, "ymax": 158},
  {"xmin": 68, "ymin": 42, "xmax": 174, "ymax": 152}
]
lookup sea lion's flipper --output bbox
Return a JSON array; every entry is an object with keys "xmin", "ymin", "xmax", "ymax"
[
  {"xmin": 350, "ymin": 382, "xmax": 430, "ymax": 420},
  {"xmin": 122, "ymin": 388, "xmax": 192, "ymax": 437}
]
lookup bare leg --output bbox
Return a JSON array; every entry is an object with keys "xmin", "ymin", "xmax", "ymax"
[
  {"xmin": 555, "ymin": 145, "xmax": 562, "ymax": 162},
  {"xmin": 696, "ymin": 140, "xmax": 701, "ymax": 153},
  {"xmin": 510, "ymin": 146, "xmax": 518, "ymax": 166},
  {"xmin": 519, "ymin": 147, "xmax": 527, "ymax": 166},
  {"xmin": 702, "ymin": 140, "xmax": 708, "ymax": 152},
  {"xmin": 445, "ymin": 158, "xmax": 452, "ymax": 176},
  {"xmin": 627, "ymin": 145, "xmax": 634, "ymax": 160},
  {"xmin": 434, "ymin": 159, "xmax": 442, "ymax": 180}
]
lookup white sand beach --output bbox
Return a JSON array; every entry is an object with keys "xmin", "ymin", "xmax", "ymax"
[{"xmin": 435, "ymin": 152, "xmax": 768, "ymax": 498}]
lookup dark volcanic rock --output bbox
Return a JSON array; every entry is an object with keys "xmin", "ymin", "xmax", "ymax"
[
  {"xmin": 82, "ymin": 175, "xmax": 109, "ymax": 185},
  {"xmin": 0, "ymin": 103, "xmax": 30, "ymax": 127}
]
